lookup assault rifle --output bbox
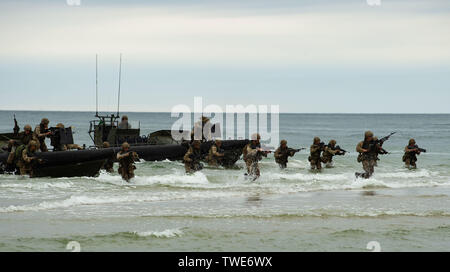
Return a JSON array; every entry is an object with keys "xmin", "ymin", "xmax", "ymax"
[
  {"xmin": 329, "ymin": 145, "xmax": 347, "ymax": 155},
  {"xmin": 408, "ymin": 145, "xmax": 427, "ymax": 153},
  {"xmin": 287, "ymin": 147, "xmax": 306, "ymax": 154},
  {"xmin": 377, "ymin": 132, "xmax": 396, "ymax": 146},
  {"xmin": 258, "ymin": 146, "xmax": 274, "ymax": 154},
  {"xmin": 369, "ymin": 132, "xmax": 396, "ymax": 152}
]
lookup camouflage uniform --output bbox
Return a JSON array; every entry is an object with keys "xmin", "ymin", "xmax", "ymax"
[
  {"xmin": 243, "ymin": 134, "xmax": 266, "ymax": 179},
  {"xmin": 34, "ymin": 118, "xmax": 50, "ymax": 152},
  {"xmin": 117, "ymin": 142, "xmax": 138, "ymax": 182},
  {"xmin": 356, "ymin": 131, "xmax": 379, "ymax": 179},
  {"xmin": 184, "ymin": 141, "xmax": 203, "ymax": 173},
  {"xmin": 309, "ymin": 137, "xmax": 323, "ymax": 170},
  {"xmin": 206, "ymin": 141, "xmax": 224, "ymax": 167},
  {"xmin": 19, "ymin": 125, "xmax": 34, "ymax": 146},
  {"xmin": 403, "ymin": 139, "xmax": 420, "ymax": 169},
  {"xmin": 16, "ymin": 141, "xmax": 39, "ymax": 176},
  {"xmin": 321, "ymin": 140, "xmax": 341, "ymax": 168},
  {"xmin": 274, "ymin": 140, "xmax": 294, "ymax": 169}
]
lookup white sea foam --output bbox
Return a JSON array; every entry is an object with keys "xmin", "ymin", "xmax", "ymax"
[
  {"xmin": 0, "ymin": 182, "xmax": 74, "ymax": 190},
  {"xmin": 134, "ymin": 171, "xmax": 209, "ymax": 186},
  {"xmin": 133, "ymin": 228, "xmax": 184, "ymax": 238},
  {"xmin": 0, "ymin": 190, "xmax": 244, "ymax": 213}
]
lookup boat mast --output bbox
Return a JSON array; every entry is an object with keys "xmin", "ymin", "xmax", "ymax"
[
  {"xmin": 95, "ymin": 54, "xmax": 99, "ymax": 118},
  {"xmin": 117, "ymin": 53, "xmax": 122, "ymax": 118}
]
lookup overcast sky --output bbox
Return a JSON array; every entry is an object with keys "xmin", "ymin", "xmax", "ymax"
[{"xmin": 0, "ymin": 0, "xmax": 449, "ymax": 113}]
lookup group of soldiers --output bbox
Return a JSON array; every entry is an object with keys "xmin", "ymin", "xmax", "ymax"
[
  {"xmin": 181, "ymin": 130, "xmax": 426, "ymax": 181},
  {"xmin": 3, "ymin": 118, "xmax": 83, "ymax": 176},
  {"xmin": 2, "ymin": 116, "xmax": 426, "ymax": 182}
]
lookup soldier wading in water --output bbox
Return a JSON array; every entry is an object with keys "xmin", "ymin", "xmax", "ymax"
[
  {"xmin": 321, "ymin": 140, "xmax": 346, "ymax": 168},
  {"xmin": 309, "ymin": 137, "xmax": 325, "ymax": 171},
  {"xmin": 274, "ymin": 140, "xmax": 298, "ymax": 169},
  {"xmin": 206, "ymin": 139, "xmax": 225, "ymax": 167},
  {"xmin": 116, "ymin": 142, "xmax": 139, "ymax": 182},
  {"xmin": 356, "ymin": 131, "xmax": 380, "ymax": 179},
  {"xmin": 16, "ymin": 140, "xmax": 43, "ymax": 177},
  {"xmin": 184, "ymin": 140, "xmax": 204, "ymax": 173},
  {"xmin": 403, "ymin": 139, "xmax": 426, "ymax": 169},
  {"xmin": 243, "ymin": 134, "xmax": 270, "ymax": 181}
]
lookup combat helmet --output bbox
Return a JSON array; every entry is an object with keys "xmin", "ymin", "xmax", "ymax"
[
  {"xmin": 251, "ymin": 133, "xmax": 261, "ymax": 141},
  {"xmin": 121, "ymin": 142, "xmax": 130, "ymax": 150},
  {"xmin": 28, "ymin": 140, "xmax": 38, "ymax": 148},
  {"xmin": 365, "ymin": 131, "xmax": 374, "ymax": 139},
  {"xmin": 41, "ymin": 118, "xmax": 50, "ymax": 125},
  {"xmin": 24, "ymin": 124, "xmax": 32, "ymax": 132}
]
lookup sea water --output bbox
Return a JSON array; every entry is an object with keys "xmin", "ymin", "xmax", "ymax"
[{"xmin": 0, "ymin": 111, "xmax": 449, "ymax": 252}]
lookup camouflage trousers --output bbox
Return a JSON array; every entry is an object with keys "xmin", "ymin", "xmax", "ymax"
[
  {"xmin": 362, "ymin": 159, "xmax": 376, "ymax": 178},
  {"xmin": 17, "ymin": 161, "xmax": 33, "ymax": 177},
  {"xmin": 275, "ymin": 158, "xmax": 288, "ymax": 169},
  {"xmin": 184, "ymin": 162, "xmax": 203, "ymax": 174},
  {"xmin": 310, "ymin": 159, "xmax": 322, "ymax": 170},
  {"xmin": 245, "ymin": 159, "xmax": 260, "ymax": 179},
  {"xmin": 118, "ymin": 164, "xmax": 135, "ymax": 182},
  {"xmin": 321, "ymin": 157, "xmax": 333, "ymax": 168},
  {"xmin": 404, "ymin": 158, "xmax": 417, "ymax": 169}
]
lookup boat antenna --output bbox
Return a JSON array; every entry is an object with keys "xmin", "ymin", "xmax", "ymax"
[
  {"xmin": 95, "ymin": 54, "xmax": 99, "ymax": 117},
  {"xmin": 117, "ymin": 53, "xmax": 122, "ymax": 118}
]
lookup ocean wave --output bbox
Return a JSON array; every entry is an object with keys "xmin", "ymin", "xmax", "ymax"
[
  {"xmin": 140, "ymin": 210, "xmax": 450, "ymax": 219},
  {"xmin": 0, "ymin": 182, "xmax": 73, "ymax": 190},
  {"xmin": 132, "ymin": 228, "xmax": 184, "ymax": 238},
  {"xmin": 0, "ymin": 190, "xmax": 243, "ymax": 213},
  {"xmin": 92, "ymin": 171, "xmax": 210, "ymax": 187}
]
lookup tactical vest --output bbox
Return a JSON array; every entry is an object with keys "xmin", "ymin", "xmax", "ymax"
[
  {"xmin": 310, "ymin": 145, "xmax": 322, "ymax": 160},
  {"xmin": 403, "ymin": 146, "xmax": 418, "ymax": 162},
  {"xmin": 321, "ymin": 148, "xmax": 333, "ymax": 162},
  {"xmin": 275, "ymin": 148, "xmax": 288, "ymax": 164},
  {"xmin": 37, "ymin": 124, "xmax": 46, "ymax": 143},
  {"xmin": 20, "ymin": 133, "xmax": 33, "ymax": 146},
  {"xmin": 361, "ymin": 141, "xmax": 378, "ymax": 160}
]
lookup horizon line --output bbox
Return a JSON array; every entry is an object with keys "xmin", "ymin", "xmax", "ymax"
[{"xmin": 1, "ymin": 109, "xmax": 450, "ymax": 115}]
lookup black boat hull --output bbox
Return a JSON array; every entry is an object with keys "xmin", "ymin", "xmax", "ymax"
[
  {"xmin": 0, "ymin": 149, "xmax": 114, "ymax": 178},
  {"xmin": 0, "ymin": 140, "xmax": 249, "ymax": 178}
]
